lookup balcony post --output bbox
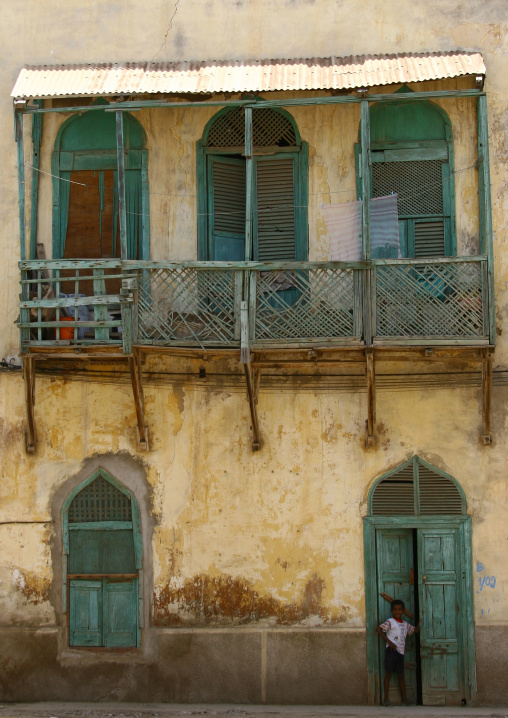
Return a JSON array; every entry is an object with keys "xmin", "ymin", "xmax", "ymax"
[
  {"xmin": 360, "ymin": 99, "xmax": 373, "ymax": 346},
  {"xmin": 477, "ymin": 95, "xmax": 495, "ymax": 345},
  {"xmin": 15, "ymin": 110, "xmax": 27, "ymax": 262},
  {"xmin": 115, "ymin": 110, "xmax": 128, "ymax": 261},
  {"xmin": 244, "ymin": 107, "xmax": 253, "ymax": 262}
]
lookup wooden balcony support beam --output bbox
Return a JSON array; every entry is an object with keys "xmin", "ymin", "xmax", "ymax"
[
  {"xmin": 365, "ymin": 348, "xmax": 375, "ymax": 447},
  {"xmin": 244, "ymin": 363, "xmax": 261, "ymax": 451},
  {"xmin": 482, "ymin": 348, "xmax": 493, "ymax": 444},
  {"xmin": 22, "ymin": 356, "xmax": 36, "ymax": 454},
  {"xmin": 128, "ymin": 348, "xmax": 149, "ymax": 451}
]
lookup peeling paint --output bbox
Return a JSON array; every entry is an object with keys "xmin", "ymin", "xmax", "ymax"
[{"xmin": 153, "ymin": 572, "xmax": 349, "ymax": 626}]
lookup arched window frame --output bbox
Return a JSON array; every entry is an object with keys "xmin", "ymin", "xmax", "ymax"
[
  {"xmin": 367, "ymin": 454, "xmax": 467, "ymax": 516},
  {"xmin": 61, "ymin": 468, "xmax": 143, "ymax": 648},
  {"xmin": 52, "ymin": 101, "xmax": 150, "ymax": 261},
  {"xmin": 196, "ymin": 106, "xmax": 309, "ymax": 262},
  {"xmin": 355, "ymin": 88, "xmax": 456, "ymax": 258}
]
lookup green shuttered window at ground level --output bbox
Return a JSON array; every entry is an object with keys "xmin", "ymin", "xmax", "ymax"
[{"xmin": 63, "ymin": 469, "xmax": 142, "ymax": 649}]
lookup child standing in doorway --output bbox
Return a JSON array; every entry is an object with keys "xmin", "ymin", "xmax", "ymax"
[{"xmin": 376, "ymin": 599, "xmax": 420, "ymax": 706}]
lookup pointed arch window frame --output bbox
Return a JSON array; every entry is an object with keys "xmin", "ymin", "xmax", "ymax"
[
  {"xmin": 368, "ymin": 454, "xmax": 467, "ymax": 517},
  {"xmin": 61, "ymin": 468, "xmax": 143, "ymax": 621}
]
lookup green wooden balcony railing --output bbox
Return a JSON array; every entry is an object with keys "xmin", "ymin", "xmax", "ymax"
[{"xmin": 18, "ymin": 256, "xmax": 492, "ymax": 353}]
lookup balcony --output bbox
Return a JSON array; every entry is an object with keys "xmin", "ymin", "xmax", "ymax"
[{"xmin": 19, "ymin": 255, "xmax": 492, "ymax": 354}]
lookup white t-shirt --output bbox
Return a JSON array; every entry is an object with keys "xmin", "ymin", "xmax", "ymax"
[{"xmin": 379, "ymin": 617, "xmax": 415, "ymax": 655}]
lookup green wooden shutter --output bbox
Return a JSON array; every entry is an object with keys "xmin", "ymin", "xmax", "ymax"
[
  {"xmin": 103, "ymin": 579, "xmax": 138, "ymax": 647},
  {"xmin": 371, "ymin": 153, "xmax": 451, "ymax": 258},
  {"xmin": 69, "ymin": 529, "xmax": 136, "ymax": 574},
  {"xmin": 69, "ymin": 579, "xmax": 102, "ymax": 646},
  {"xmin": 371, "ymin": 461, "xmax": 415, "ymax": 515},
  {"xmin": 254, "ymin": 156, "xmax": 296, "ymax": 261},
  {"xmin": 208, "ymin": 156, "xmax": 246, "ymax": 261}
]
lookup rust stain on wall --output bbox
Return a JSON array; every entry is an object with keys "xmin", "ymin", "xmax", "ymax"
[
  {"xmin": 13, "ymin": 568, "xmax": 50, "ymax": 605},
  {"xmin": 154, "ymin": 572, "xmax": 347, "ymax": 626}
]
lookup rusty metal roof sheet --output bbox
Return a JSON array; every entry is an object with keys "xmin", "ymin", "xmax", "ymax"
[{"xmin": 11, "ymin": 52, "xmax": 486, "ymax": 98}]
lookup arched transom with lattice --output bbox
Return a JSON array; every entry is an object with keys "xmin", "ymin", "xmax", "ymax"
[
  {"xmin": 68, "ymin": 475, "xmax": 132, "ymax": 522},
  {"xmin": 205, "ymin": 107, "xmax": 297, "ymax": 148},
  {"xmin": 370, "ymin": 457, "xmax": 465, "ymax": 516}
]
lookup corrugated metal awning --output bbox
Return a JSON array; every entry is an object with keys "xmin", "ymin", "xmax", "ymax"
[{"xmin": 11, "ymin": 52, "xmax": 485, "ymax": 99}]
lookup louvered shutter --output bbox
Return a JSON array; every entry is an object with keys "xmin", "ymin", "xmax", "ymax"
[
  {"xmin": 371, "ymin": 462, "xmax": 415, "ymax": 515},
  {"xmin": 372, "ymin": 155, "xmax": 450, "ymax": 258},
  {"xmin": 371, "ymin": 457, "xmax": 465, "ymax": 516},
  {"xmin": 255, "ymin": 157, "xmax": 296, "ymax": 261},
  {"xmin": 209, "ymin": 156, "xmax": 246, "ymax": 261}
]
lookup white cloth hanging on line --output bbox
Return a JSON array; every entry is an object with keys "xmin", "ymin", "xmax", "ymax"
[{"xmin": 322, "ymin": 194, "xmax": 400, "ymax": 261}]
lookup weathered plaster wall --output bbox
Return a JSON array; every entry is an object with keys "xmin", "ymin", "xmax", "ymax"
[{"xmin": 1, "ymin": 0, "xmax": 508, "ymax": 704}]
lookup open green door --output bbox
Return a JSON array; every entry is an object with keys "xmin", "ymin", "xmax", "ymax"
[
  {"xmin": 418, "ymin": 528, "xmax": 464, "ymax": 705},
  {"xmin": 376, "ymin": 529, "xmax": 417, "ymax": 705}
]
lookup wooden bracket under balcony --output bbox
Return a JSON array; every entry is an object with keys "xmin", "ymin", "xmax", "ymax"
[
  {"xmin": 129, "ymin": 348, "xmax": 149, "ymax": 451},
  {"xmin": 22, "ymin": 356, "xmax": 36, "ymax": 454},
  {"xmin": 365, "ymin": 348, "xmax": 376, "ymax": 447},
  {"xmin": 243, "ymin": 363, "xmax": 261, "ymax": 451},
  {"xmin": 482, "ymin": 347, "xmax": 493, "ymax": 444}
]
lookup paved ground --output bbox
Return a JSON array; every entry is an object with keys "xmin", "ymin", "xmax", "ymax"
[{"xmin": 0, "ymin": 704, "xmax": 507, "ymax": 718}]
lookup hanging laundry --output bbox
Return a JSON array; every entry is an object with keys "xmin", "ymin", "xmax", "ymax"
[
  {"xmin": 370, "ymin": 194, "xmax": 400, "ymax": 258},
  {"xmin": 322, "ymin": 199, "xmax": 362, "ymax": 261},
  {"xmin": 322, "ymin": 195, "xmax": 400, "ymax": 260}
]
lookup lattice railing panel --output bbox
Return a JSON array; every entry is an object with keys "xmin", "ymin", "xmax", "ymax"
[
  {"xmin": 253, "ymin": 267, "xmax": 359, "ymax": 341},
  {"xmin": 136, "ymin": 267, "xmax": 242, "ymax": 346},
  {"xmin": 374, "ymin": 260, "xmax": 486, "ymax": 338}
]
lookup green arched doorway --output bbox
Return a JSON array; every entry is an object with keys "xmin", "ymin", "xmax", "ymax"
[
  {"xmin": 62, "ymin": 469, "xmax": 143, "ymax": 648},
  {"xmin": 364, "ymin": 456, "xmax": 475, "ymax": 706}
]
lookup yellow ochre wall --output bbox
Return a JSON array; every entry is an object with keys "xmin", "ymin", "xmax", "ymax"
[{"xmin": 0, "ymin": 0, "xmax": 507, "ymax": 705}]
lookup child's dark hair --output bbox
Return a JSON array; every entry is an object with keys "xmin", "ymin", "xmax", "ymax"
[{"xmin": 391, "ymin": 599, "xmax": 404, "ymax": 609}]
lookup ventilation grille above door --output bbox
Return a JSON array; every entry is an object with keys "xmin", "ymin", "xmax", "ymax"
[
  {"xmin": 205, "ymin": 107, "xmax": 297, "ymax": 148},
  {"xmin": 371, "ymin": 463, "xmax": 414, "ymax": 515},
  {"xmin": 371, "ymin": 457, "xmax": 465, "ymax": 516},
  {"xmin": 418, "ymin": 464, "xmax": 464, "ymax": 515},
  {"xmin": 68, "ymin": 476, "xmax": 132, "ymax": 523}
]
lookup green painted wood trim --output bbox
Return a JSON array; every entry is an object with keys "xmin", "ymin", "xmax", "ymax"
[
  {"xmin": 116, "ymin": 111, "xmax": 128, "ymax": 261},
  {"xmin": 68, "ymin": 521, "xmax": 133, "ymax": 530},
  {"xmin": 445, "ymin": 140, "xmax": 456, "ymax": 256},
  {"xmin": 51, "ymin": 151, "xmax": 61, "ymax": 259},
  {"xmin": 131, "ymin": 500, "xmax": 143, "ymax": 570},
  {"xmin": 297, "ymin": 142, "xmax": 309, "ymax": 260},
  {"xmin": 363, "ymin": 518, "xmax": 379, "ymax": 705},
  {"xmin": 29, "ymin": 101, "xmax": 43, "ymax": 260},
  {"xmin": 364, "ymin": 515, "xmax": 469, "ymax": 529},
  {"xmin": 21, "ymin": 90, "xmax": 484, "ymax": 117},
  {"xmin": 20, "ymin": 294, "xmax": 124, "ymax": 309},
  {"xmin": 477, "ymin": 96, "xmax": 495, "ymax": 345},
  {"xmin": 141, "ymin": 150, "xmax": 150, "ymax": 260},
  {"xmin": 15, "ymin": 112, "xmax": 26, "ymax": 262},
  {"xmin": 245, "ymin": 155, "xmax": 254, "ymax": 261},
  {"xmin": 61, "ymin": 468, "xmax": 133, "ymax": 519},
  {"xmin": 196, "ymin": 141, "xmax": 208, "ymax": 260},
  {"xmin": 360, "ymin": 100, "xmax": 371, "ymax": 261},
  {"xmin": 21, "ymin": 259, "xmax": 123, "ymax": 270},
  {"xmin": 462, "ymin": 517, "xmax": 477, "ymax": 699}
]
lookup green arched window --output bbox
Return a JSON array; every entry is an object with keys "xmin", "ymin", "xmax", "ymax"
[
  {"xmin": 197, "ymin": 106, "xmax": 308, "ymax": 262},
  {"xmin": 52, "ymin": 103, "xmax": 149, "ymax": 261},
  {"xmin": 62, "ymin": 469, "xmax": 143, "ymax": 648},
  {"xmin": 356, "ymin": 88, "xmax": 456, "ymax": 258}
]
